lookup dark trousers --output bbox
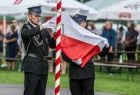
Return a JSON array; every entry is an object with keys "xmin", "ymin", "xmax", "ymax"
[
  {"xmin": 24, "ymin": 72, "xmax": 48, "ymax": 95},
  {"xmin": 69, "ymin": 78, "xmax": 94, "ymax": 95},
  {"xmin": 107, "ymin": 53, "xmax": 114, "ymax": 73},
  {"xmin": 125, "ymin": 46, "xmax": 136, "ymax": 61}
]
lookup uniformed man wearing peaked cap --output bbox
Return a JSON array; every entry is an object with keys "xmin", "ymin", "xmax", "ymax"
[
  {"xmin": 62, "ymin": 14, "xmax": 110, "ymax": 95},
  {"xmin": 62, "ymin": 14, "xmax": 95, "ymax": 95},
  {"xmin": 21, "ymin": 6, "xmax": 55, "ymax": 95}
]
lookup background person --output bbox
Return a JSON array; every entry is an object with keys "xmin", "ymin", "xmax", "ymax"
[
  {"xmin": 4, "ymin": 25, "xmax": 18, "ymax": 70},
  {"xmin": 101, "ymin": 21, "xmax": 116, "ymax": 73},
  {"xmin": 124, "ymin": 23, "xmax": 138, "ymax": 61}
]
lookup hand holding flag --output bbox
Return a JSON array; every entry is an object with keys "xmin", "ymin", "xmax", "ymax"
[{"xmin": 45, "ymin": 12, "xmax": 109, "ymax": 67}]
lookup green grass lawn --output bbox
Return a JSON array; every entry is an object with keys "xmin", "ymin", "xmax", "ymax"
[{"xmin": 0, "ymin": 69, "xmax": 140, "ymax": 95}]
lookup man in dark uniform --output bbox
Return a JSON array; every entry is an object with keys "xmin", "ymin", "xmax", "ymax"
[
  {"xmin": 21, "ymin": 6, "xmax": 55, "ymax": 95},
  {"xmin": 62, "ymin": 14, "xmax": 109, "ymax": 95}
]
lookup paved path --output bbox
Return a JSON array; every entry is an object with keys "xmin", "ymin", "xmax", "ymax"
[{"xmin": 0, "ymin": 84, "xmax": 121, "ymax": 95}]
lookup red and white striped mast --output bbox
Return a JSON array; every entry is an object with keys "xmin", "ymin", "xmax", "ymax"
[{"xmin": 55, "ymin": 0, "xmax": 62, "ymax": 95}]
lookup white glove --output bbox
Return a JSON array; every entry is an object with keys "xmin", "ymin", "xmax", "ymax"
[
  {"xmin": 42, "ymin": 20, "xmax": 56, "ymax": 30},
  {"xmin": 72, "ymin": 59, "xmax": 82, "ymax": 65},
  {"xmin": 103, "ymin": 39, "xmax": 109, "ymax": 48}
]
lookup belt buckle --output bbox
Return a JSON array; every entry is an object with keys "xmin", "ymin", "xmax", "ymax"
[{"xmin": 43, "ymin": 56, "xmax": 48, "ymax": 61}]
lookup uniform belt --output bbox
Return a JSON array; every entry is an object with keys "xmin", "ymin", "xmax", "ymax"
[{"xmin": 27, "ymin": 53, "xmax": 48, "ymax": 61}]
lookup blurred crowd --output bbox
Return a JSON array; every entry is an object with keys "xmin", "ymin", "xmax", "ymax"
[
  {"xmin": 87, "ymin": 21, "xmax": 139, "ymax": 61},
  {"xmin": 0, "ymin": 19, "xmax": 140, "ymax": 74},
  {"xmin": 86, "ymin": 21, "xmax": 139, "ymax": 73}
]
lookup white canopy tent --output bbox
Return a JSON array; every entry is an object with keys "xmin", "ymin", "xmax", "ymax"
[
  {"xmin": 0, "ymin": 0, "xmax": 80, "ymax": 16},
  {"xmin": 68, "ymin": 0, "xmax": 98, "ymax": 20},
  {"xmin": 38, "ymin": 0, "xmax": 98, "ymax": 19},
  {"xmin": 85, "ymin": 0, "xmax": 123, "ymax": 10},
  {"xmin": 98, "ymin": 0, "xmax": 140, "ymax": 21},
  {"xmin": 0, "ymin": 6, "xmax": 21, "ymax": 15},
  {"xmin": 0, "ymin": 0, "xmax": 98, "ymax": 35},
  {"xmin": 0, "ymin": 0, "xmax": 98, "ymax": 19}
]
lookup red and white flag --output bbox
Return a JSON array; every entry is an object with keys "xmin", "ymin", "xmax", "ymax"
[{"xmin": 46, "ymin": 13, "xmax": 109, "ymax": 67}]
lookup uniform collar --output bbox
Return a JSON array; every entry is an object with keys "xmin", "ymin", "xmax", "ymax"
[{"xmin": 28, "ymin": 20, "xmax": 37, "ymax": 27}]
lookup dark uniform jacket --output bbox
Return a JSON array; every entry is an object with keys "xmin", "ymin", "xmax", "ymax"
[
  {"xmin": 62, "ymin": 53, "xmax": 95, "ymax": 79},
  {"xmin": 21, "ymin": 22, "xmax": 55, "ymax": 74},
  {"xmin": 62, "ymin": 46, "xmax": 109, "ymax": 79}
]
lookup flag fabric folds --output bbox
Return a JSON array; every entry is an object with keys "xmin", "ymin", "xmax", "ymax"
[{"xmin": 46, "ymin": 12, "xmax": 109, "ymax": 67}]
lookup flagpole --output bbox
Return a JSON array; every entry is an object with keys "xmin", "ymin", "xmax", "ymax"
[
  {"xmin": 1, "ymin": 16, "xmax": 7, "ymax": 68},
  {"xmin": 55, "ymin": 0, "xmax": 61, "ymax": 95}
]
